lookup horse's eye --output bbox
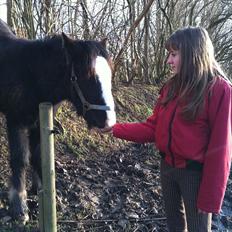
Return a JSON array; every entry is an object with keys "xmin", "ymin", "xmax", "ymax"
[
  {"xmin": 92, "ymin": 75, "xmax": 98, "ymax": 83},
  {"xmin": 88, "ymin": 68, "xmax": 96, "ymax": 79}
]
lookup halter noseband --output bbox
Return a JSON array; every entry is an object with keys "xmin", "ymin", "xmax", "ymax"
[{"xmin": 70, "ymin": 65, "xmax": 111, "ymax": 116}]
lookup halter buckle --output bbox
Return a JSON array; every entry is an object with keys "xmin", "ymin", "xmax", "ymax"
[{"xmin": 71, "ymin": 75, "xmax": 77, "ymax": 82}]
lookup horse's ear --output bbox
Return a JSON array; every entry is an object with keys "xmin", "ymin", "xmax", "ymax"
[
  {"xmin": 100, "ymin": 38, "xmax": 107, "ymax": 48},
  {"xmin": 61, "ymin": 33, "xmax": 75, "ymax": 65},
  {"xmin": 61, "ymin": 32, "xmax": 74, "ymax": 50}
]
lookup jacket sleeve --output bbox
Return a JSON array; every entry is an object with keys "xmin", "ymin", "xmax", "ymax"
[
  {"xmin": 112, "ymin": 97, "xmax": 162, "ymax": 143},
  {"xmin": 197, "ymin": 80, "xmax": 232, "ymax": 213}
]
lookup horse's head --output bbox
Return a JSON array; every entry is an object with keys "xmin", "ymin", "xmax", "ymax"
[{"xmin": 62, "ymin": 33, "xmax": 116, "ymax": 129}]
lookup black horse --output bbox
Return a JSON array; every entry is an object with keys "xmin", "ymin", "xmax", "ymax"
[{"xmin": 0, "ymin": 20, "xmax": 116, "ymax": 223}]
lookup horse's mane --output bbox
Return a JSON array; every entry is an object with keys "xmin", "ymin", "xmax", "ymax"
[{"xmin": 0, "ymin": 19, "xmax": 16, "ymax": 39}]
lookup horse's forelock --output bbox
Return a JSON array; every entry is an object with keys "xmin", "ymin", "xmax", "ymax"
[
  {"xmin": 75, "ymin": 41, "xmax": 99, "ymax": 79},
  {"xmin": 69, "ymin": 39, "xmax": 112, "ymax": 81}
]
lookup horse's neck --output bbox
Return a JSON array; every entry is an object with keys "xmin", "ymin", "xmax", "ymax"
[{"xmin": 27, "ymin": 37, "xmax": 70, "ymax": 104}]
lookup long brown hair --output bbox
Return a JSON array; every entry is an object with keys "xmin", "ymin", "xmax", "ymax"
[{"xmin": 163, "ymin": 26, "xmax": 229, "ymax": 120}]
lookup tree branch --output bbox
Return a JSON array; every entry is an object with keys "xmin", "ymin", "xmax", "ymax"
[{"xmin": 113, "ymin": 0, "xmax": 155, "ymax": 79}]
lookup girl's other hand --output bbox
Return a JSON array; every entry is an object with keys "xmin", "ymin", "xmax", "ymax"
[{"xmin": 198, "ymin": 209, "xmax": 208, "ymax": 214}]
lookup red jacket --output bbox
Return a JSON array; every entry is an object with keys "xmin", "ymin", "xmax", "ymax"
[{"xmin": 113, "ymin": 78, "xmax": 232, "ymax": 213}]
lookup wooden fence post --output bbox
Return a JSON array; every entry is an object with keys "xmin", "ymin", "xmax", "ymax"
[{"xmin": 39, "ymin": 102, "xmax": 57, "ymax": 232}]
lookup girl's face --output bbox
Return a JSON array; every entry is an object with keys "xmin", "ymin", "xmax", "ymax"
[{"xmin": 167, "ymin": 49, "xmax": 181, "ymax": 75}]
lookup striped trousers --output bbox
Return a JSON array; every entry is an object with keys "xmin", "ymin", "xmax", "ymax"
[{"xmin": 160, "ymin": 159, "xmax": 212, "ymax": 232}]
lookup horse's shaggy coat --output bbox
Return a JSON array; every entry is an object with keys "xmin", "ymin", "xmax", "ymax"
[{"xmin": 0, "ymin": 19, "xmax": 115, "ymax": 222}]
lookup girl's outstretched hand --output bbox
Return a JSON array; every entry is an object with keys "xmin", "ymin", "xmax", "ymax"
[
  {"xmin": 94, "ymin": 126, "xmax": 113, "ymax": 134},
  {"xmin": 101, "ymin": 126, "xmax": 113, "ymax": 133}
]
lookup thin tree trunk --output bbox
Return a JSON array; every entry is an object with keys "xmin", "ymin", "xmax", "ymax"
[
  {"xmin": 143, "ymin": 0, "xmax": 150, "ymax": 83},
  {"xmin": 44, "ymin": 0, "xmax": 51, "ymax": 35},
  {"xmin": 7, "ymin": 0, "xmax": 13, "ymax": 28},
  {"xmin": 81, "ymin": 0, "xmax": 89, "ymax": 39}
]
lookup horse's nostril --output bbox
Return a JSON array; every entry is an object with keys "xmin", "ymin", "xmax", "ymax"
[{"xmin": 87, "ymin": 116, "xmax": 105, "ymax": 129}]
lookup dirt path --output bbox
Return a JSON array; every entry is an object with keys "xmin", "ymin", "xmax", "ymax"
[{"xmin": 0, "ymin": 84, "xmax": 231, "ymax": 231}]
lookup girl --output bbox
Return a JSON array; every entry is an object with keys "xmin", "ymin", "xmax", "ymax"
[{"xmin": 101, "ymin": 27, "xmax": 232, "ymax": 231}]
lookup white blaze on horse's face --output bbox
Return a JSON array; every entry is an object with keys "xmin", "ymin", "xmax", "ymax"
[{"xmin": 95, "ymin": 56, "xmax": 116, "ymax": 128}]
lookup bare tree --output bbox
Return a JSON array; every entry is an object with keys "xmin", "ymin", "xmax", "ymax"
[
  {"xmin": 7, "ymin": 0, "xmax": 232, "ymax": 83},
  {"xmin": 113, "ymin": 0, "xmax": 155, "ymax": 80}
]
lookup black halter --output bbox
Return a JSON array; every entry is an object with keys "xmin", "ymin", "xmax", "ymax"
[{"xmin": 70, "ymin": 64, "xmax": 111, "ymax": 116}]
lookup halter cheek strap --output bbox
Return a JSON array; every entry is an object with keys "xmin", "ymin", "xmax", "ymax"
[{"xmin": 70, "ymin": 65, "xmax": 111, "ymax": 116}]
